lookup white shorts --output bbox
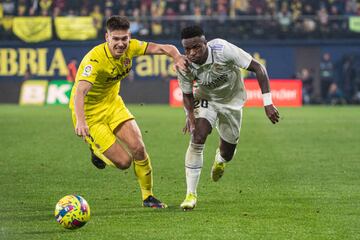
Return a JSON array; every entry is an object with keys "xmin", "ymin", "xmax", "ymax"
[{"xmin": 193, "ymin": 97, "xmax": 244, "ymax": 144}]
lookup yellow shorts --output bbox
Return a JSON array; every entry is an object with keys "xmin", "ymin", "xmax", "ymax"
[{"xmin": 72, "ymin": 97, "xmax": 134, "ymax": 153}]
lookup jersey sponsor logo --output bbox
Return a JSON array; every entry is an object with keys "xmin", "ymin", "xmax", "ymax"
[
  {"xmin": 212, "ymin": 64, "xmax": 227, "ymax": 72},
  {"xmin": 106, "ymin": 67, "xmax": 131, "ymax": 82},
  {"xmin": 200, "ymin": 74, "xmax": 228, "ymax": 89},
  {"xmin": 123, "ymin": 58, "xmax": 130, "ymax": 67},
  {"xmin": 82, "ymin": 65, "xmax": 92, "ymax": 77}
]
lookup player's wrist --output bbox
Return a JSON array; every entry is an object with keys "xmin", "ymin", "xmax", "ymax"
[
  {"xmin": 183, "ymin": 107, "xmax": 194, "ymax": 115},
  {"xmin": 174, "ymin": 53, "xmax": 182, "ymax": 60},
  {"xmin": 76, "ymin": 119, "xmax": 87, "ymax": 126},
  {"xmin": 186, "ymin": 112, "xmax": 195, "ymax": 118},
  {"xmin": 188, "ymin": 114, "xmax": 195, "ymax": 121},
  {"xmin": 262, "ymin": 92, "xmax": 273, "ymax": 106}
]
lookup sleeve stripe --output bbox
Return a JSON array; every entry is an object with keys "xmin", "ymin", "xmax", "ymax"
[
  {"xmin": 143, "ymin": 42, "xmax": 149, "ymax": 55},
  {"xmin": 79, "ymin": 80, "xmax": 94, "ymax": 85},
  {"xmin": 244, "ymin": 54, "xmax": 253, "ymax": 70}
]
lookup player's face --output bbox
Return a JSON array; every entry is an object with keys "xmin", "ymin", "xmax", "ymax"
[
  {"xmin": 182, "ymin": 36, "xmax": 208, "ymax": 65},
  {"xmin": 106, "ymin": 29, "xmax": 130, "ymax": 58}
]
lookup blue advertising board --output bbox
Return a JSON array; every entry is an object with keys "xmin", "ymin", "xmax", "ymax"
[{"xmin": 0, "ymin": 40, "xmax": 359, "ymax": 82}]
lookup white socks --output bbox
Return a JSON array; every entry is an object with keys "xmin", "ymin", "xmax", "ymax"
[
  {"xmin": 215, "ymin": 149, "xmax": 227, "ymax": 164},
  {"xmin": 185, "ymin": 143, "xmax": 204, "ymax": 196}
]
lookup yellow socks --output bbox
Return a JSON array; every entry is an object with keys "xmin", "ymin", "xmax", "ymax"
[{"xmin": 134, "ymin": 155, "xmax": 153, "ymax": 200}]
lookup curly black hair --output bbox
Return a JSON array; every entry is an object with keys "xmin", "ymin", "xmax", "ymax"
[{"xmin": 181, "ymin": 25, "xmax": 204, "ymax": 39}]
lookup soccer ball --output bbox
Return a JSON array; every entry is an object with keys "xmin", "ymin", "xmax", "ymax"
[{"xmin": 54, "ymin": 195, "xmax": 90, "ymax": 229}]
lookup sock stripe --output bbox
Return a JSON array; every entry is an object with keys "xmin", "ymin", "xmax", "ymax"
[{"xmin": 185, "ymin": 165, "xmax": 203, "ymax": 169}]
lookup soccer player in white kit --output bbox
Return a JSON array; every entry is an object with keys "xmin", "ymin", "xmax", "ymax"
[{"xmin": 177, "ymin": 26, "xmax": 280, "ymax": 210}]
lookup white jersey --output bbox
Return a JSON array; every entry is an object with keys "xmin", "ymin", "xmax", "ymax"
[{"xmin": 177, "ymin": 38, "xmax": 252, "ymax": 103}]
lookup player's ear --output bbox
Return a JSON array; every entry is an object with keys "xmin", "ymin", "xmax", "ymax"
[
  {"xmin": 201, "ymin": 36, "xmax": 207, "ymax": 44},
  {"xmin": 105, "ymin": 31, "xmax": 109, "ymax": 42}
]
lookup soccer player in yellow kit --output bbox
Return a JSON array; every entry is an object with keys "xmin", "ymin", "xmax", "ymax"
[{"xmin": 69, "ymin": 16, "xmax": 186, "ymax": 208}]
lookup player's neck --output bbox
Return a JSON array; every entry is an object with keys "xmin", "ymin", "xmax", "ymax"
[{"xmin": 110, "ymin": 50, "xmax": 121, "ymax": 59}]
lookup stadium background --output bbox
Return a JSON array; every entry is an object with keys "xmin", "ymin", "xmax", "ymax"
[
  {"xmin": 1, "ymin": 0, "xmax": 360, "ymax": 105},
  {"xmin": 1, "ymin": 1, "xmax": 360, "ymax": 240}
]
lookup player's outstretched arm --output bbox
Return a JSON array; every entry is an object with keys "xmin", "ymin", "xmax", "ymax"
[
  {"xmin": 145, "ymin": 43, "xmax": 187, "ymax": 71},
  {"xmin": 247, "ymin": 59, "xmax": 280, "ymax": 124},
  {"xmin": 182, "ymin": 93, "xmax": 196, "ymax": 134},
  {"xmin": 74, "ymin": 81, "xmax": 92, "ymax": 140}
]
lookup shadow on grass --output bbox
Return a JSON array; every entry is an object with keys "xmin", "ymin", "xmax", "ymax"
[
  {"xmin": 23, "ymin": 229, "xmax": 74, "ymax": 235},
  {"xmin": 1, "ymin": 213, "xmax": 54, "ymax": 223},
  {"xmin": 93, "ymin": 204, "xmax": 207, "ymax": 218}
]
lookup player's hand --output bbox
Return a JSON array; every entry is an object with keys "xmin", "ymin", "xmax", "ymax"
[
  {"xmin": 75, "ymin": 121, "xmax": 90, "ymax": 141},
  {"xmin": 264, "ymin": 105, "xmax": 280, "ymax": 124},
  {"xmin": 183, "ymin": 114, "xmax": 195, "ymax": 135},
  {"xmin": 174, "ymin": 55, "xmax": 190, "ymax": 72}
]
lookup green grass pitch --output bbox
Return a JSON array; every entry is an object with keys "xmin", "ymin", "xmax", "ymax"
[{"xmin": 0, "ymin": 105, "xmax": 359, "ymax": 240}]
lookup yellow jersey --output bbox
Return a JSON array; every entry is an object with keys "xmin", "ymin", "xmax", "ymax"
[{"xmin": 69, "ymin": 39, "xmax": 148, "ymax": 114}]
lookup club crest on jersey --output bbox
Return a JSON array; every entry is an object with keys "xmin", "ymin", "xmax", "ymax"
[
  {"xmin": 82, "ymin": 65, "xmax": 93, "ymax": 77},
  {"xmin": 123, "ymin": 58, "xmax": 130, "ymax": 67}
]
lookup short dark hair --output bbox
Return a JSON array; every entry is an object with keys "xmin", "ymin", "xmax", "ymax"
[
  {"xmin": 106, "ymin": 16, "xmax": 130, "ymax": 32},
  {"xmin": 181, "ymin": 26, "xmax": 204, "ymax": 39}
]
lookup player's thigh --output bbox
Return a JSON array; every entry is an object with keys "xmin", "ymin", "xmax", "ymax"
[
  {"xmin": 193, "ymin": 98, "xmax": 217, "ymax": 143},
  {"xmin": 114, "ymin": 119, "xmax": 146, "ymax": 158},
  {"xmin": 216, "ymin": 107, "xmax": 243, "ymax": 145},
  {"xmin": 193, "ymin": 118, "xmax": 212, "ymax": 144},
  {"xmin": 103, "ymin": 141, "xmax": 132, "ymax": 169},
  {"xmin": 87, "ymin": 119, "xmax": 117, "ymax": 154},
  {"xmin": 73, "ymin": 108, "xmax": 132, "ymax": 168},
  {"xmin": 72, "ymin": 110, "xmax": 113, "ymax": 153},
  {"xmin": 87, "ymin": 119, "xmax": 132, "ymax": 169},
  {"xmin": 108, "ymin": 99, "xmax": 135, "ymax": 133}
]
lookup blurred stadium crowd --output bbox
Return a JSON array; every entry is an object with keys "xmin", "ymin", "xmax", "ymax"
[
  {"xmin": 1, "ymin": 0, "xmax": 360, "ymax": 105},
  {"xmin": 297, "ymin": 52, "xmax": 360, "ymax": 105},
  {"xmin": 1, "ymin": 0, "xmax": 360, "ymax": 39}
]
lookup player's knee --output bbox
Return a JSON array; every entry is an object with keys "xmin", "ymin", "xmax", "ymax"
[
  {"xmin": 110, "ymin": 153, "xmax": 132, "ymax": 170},
  {"xmin": 114, "ymin": 159, "xmax": 132, "ymax": 170},
  {"xmin": 131, "ymin": 144, "xmax": 146, "ymax": 160},
  {"xmin": 192, "ymin": 131, "xmax": 207, "ymax": 144}
]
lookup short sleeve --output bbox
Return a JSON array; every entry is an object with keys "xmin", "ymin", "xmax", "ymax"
[
  {"xmin": 76, "ymin": 53, "xmax": 99, "ymax": 84},
  {"xmin": 222, "ymin": 40, "xmax": 252, "ymax": 69},
  {"xmin": 129, "ymin": 39, "xmax": 149, "ymax": 57},
  {"xmin": 177, "ymin": 70, "xmax": 194, "ymax": 94}
]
